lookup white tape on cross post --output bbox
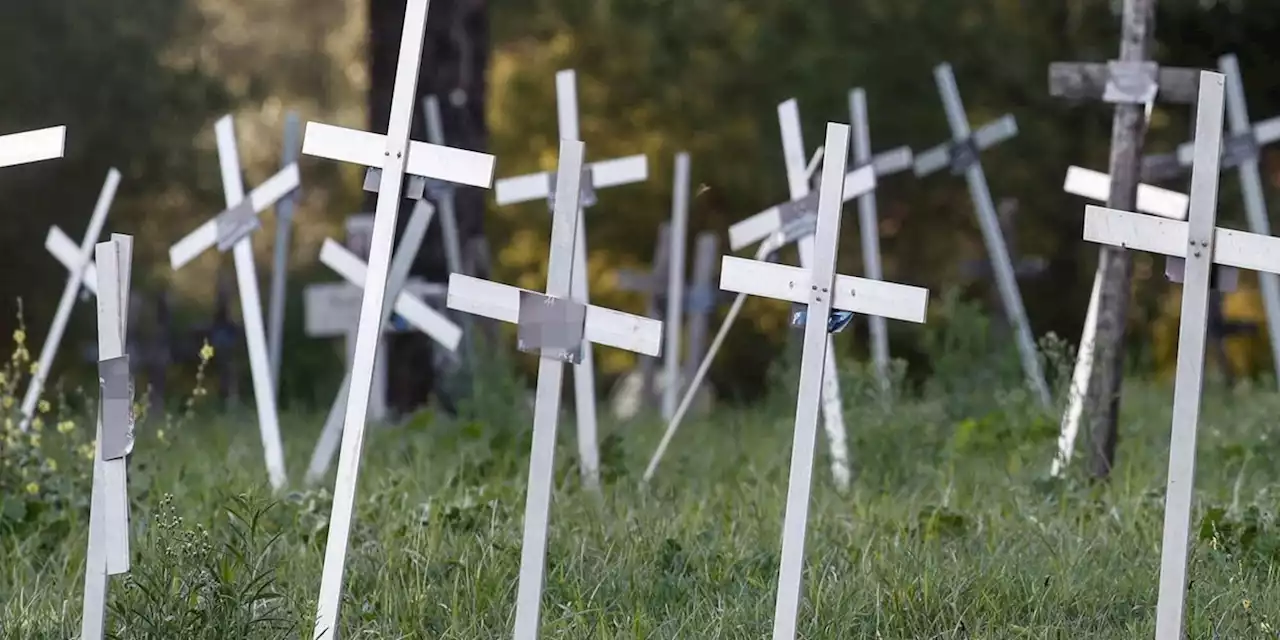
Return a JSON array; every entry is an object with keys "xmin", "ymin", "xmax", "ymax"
[
  {"xmin": 21, "ymin": 169, "xmax": 121, "ymax": 431},
  {"xmin": 0, "ymin": 126, "xmax": 66, "ymax": 168}
]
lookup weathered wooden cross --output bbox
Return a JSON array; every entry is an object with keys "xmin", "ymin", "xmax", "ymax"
[
  {"xmin": 1055, "ymin": 165, "xmax": 1188, "ymax": 477},
  {"xmin": 267, "ymin": 112, "xmax": 302, "ymax": 399},
  {"xmin": 916, "ymin": 62, "xmax": 1050, "ymax": 408},
  {"xmin": 303, "ymin": 201, "xmax": 461, "ymax": 486},
  {"xmin": 447, "ymin": 139, "xmax": 662, "ymax": 639},
  {"xmin": 79, "ymin": 234, "xmax": 135, "ymax": 640},
  {"xmin": 301, "ymin": 0, "xmax": 495, "ymax": 635},
  {"xmin": 721, "ymin": 123, "xmax": 929, "ymax": 639},
  {"xmin": 20, "ymin": 169, "xmax": 121, "ymax": 430},
  {"xmin": 169, "ymin": 115, "xmax": 301, "ymax": 491},
  {"xmin": 1081, "ymin": 71, "xmax": 1265, "ymax": 640},
  {"xmin": 492, "ymin": 68, "xmax": 648, "ymax": 490},
  {"xmin": 849, "ymin": 87, "xmax": 915, "ymax": 386},
  {"xmin": 0, "ymin": 125, "xmax": 65, "ymax": 169},
  {"xmin": 1047, "ymin": 0, "xmax": 1200, "ymax": 476}
]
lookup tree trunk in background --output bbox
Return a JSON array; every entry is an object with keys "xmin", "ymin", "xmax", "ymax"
[{"xmin": 368, "ymin": 0, "xmax": 490, "ymax": 417}]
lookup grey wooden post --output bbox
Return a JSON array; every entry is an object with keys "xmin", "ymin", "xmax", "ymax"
[
  {"xmin": 267, "ymin": 112, "xmax": 301, "ymax": 399},
  {"xmin": 684, "ymin": 232, "xmax": 718, "ymax": 386}
]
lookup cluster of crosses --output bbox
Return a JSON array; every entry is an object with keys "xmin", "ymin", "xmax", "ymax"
[{"xmin": 3, "ymin": 0, "xmax": 1276, "ymax": 636}]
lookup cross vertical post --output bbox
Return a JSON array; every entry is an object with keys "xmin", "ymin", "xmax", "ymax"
[
  {"xmin": 663, "ymin": 152, "xmax": 691, "ymax": 419},
  {"xmin": 267, "ymin": 111, "xmax": 302, "ymax": 399}
]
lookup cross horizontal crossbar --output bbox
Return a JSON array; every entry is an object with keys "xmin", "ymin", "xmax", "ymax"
[
  {"xmin": 169, "ymin": 164, "xmax": 302, "ymax": 269},
  {"xmin": 494, "ymin": 155, "xmax": 647, "ymax": 205},
  {"xmin": 728, "ymin": 165, "xmax": 877, "ymax": 251},
  {"xmin": 304, "ymin": 279, "xmax": 446, "ymax": 337},
  {"xmin": 0, "ymin": 126, "xmax": 66, "ymax": 168},
  {"xmin": 1174, "ymin": 115, "xmax": 1280, "ymax": 166},
  {"xmin": 46, "ymin": 226, "xmax": 100, "ymax": 295},
  {"xmin": 446, "ymin": 273, "xmax": 662, "ymax": 356},
  {"xmin": 318, "ymin": 239, "xmax": 462, "ymax": 350},
  {"xmin": 1063, "ymin": 166, "xmax": 1188, "ymax": 219},
  {"xmin": 913, "ymin": 115, "xmax": 1017, "ymax": 176},
  {"xmin": 302, "ymin": 122, "xmax": 495, "ymax": 189},
  {"xmin": 1085, "ymin": 205, "xmax": 1280, "ymax": 275},
  {"xmin": 719, "ymin": 255, "xmax": 929, "ymax": 323},
  {"xmin": 1048, "ymin": 62, "xmax": 1200, "ymax": 103}
]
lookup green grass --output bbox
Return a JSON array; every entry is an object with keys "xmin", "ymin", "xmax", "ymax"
[{"xmin": 4, "ymin": 362, "xmax": 1280, "ymax": 639}]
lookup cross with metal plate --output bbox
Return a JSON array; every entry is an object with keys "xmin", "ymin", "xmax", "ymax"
[
  {"xmin": 492, "ymin": 68, "xmax": 648, "ymax": 490},
  {"xmin": 448, "ymin": 139, "xmax": 662, "ymax": 640},
  {"xmin": 0, "ymin": 126, "xmax": 65, "ymax": 169},
  {"xmin": 169, "ymin": 115, "xmax": 300, "ymax": 492},
  {"xmin": 849, "ymin": 87, "xmax": 915, "ymax": 386},
  {"xmin": 79, "ymin": 234, "xmax": 135, "ymax": 640},
  {"xmin": 19, "ymin": 169, "xmax": 122, "ymax": 431},
  {"xmin": 267, "ymin": 112, "xmax": 302, "ymax": 399},
  {"xmin": 719, "ymin": 123, "xmax": 929, "ymax": 639},
  {"xmin": 1056, "ymin": 165, "xmax": 1188, "ymax": 477},
  {"xmin": 1080, "ymin": 71, "xmax": 1280, "ymax": 639},
  {"xmin": 303, "ymin": 0, "xmax": 496, "ymax": 636},
  {"xmin": 915, "ymin": 62, "xmax": 1050, "ymax": 408},
  {"xmin": 303, "ymin": 200, "xmax": 462, "ymax": 487}
]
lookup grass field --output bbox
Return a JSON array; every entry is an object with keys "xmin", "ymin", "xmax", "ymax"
[{"xmin": 3, "ymin": 337, "xmax": 1280, "ymax": 638}]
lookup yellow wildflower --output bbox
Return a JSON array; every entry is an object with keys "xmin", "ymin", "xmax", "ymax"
[
  {"xmin": 1242, "ymin": 599, "xmax": 1251, "ymax": 610},
  {"xmin": 46, "ymin": 458, "xmax": 57, "ymax": 472},
  {"xmin": 157, "ymin": 429, "xmax": 167, "ymax": 442},
  {"xmin": 29, "ymin": 433, "xmax": 40, "ymax": 447},
  {"xmin": 78, "ymin": 443, "xmax": 94, "ymax": 460},
  {"xmin": 57, "ymin": 420, "xmax": 75, "ymax": 434},
  {"xmin": 37, "ymin": 399, "xmax": 49, "ymax": 414},
  {"xmin": 2, "ymin": 396, "xmax": 13, "ymax": 408},
  {"xmin": 24, "ymin": 482, "xmax": 38, "ymax": 495},
  {"xmin": 13, "ymin": 329, "xmax": 25, "ymax": 344},
  {"xmin": 200, "ymin": 342, "xmax": 214, "ymax": 361},
  {"xmin": 30, "ymin": 417, "xmax": 42, "ymax": 432}
]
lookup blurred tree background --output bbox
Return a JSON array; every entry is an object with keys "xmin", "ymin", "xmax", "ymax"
[{"xmin": 0, "ymin": 0, "xmax": 1277, "ymax": 408}]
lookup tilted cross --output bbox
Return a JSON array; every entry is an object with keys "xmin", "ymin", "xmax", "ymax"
[
  {"xmin": 492, "ymin": 68, "xmax": 648, "ymax": 491},
  {"xmin": 0, "ymin": 126, "xmax": 65, "ymax": 169},
  {"xmin": 79, "ymin": 234, "xmax": 135, "ymax": 640},
  {"xmin": 168, "ymin": 114, "xmax": 301, "ymax": 492},
  {"xmin": 20, "ymin": 169, "xmax": 122, "ymax": 430},
  {"xmin": 301, "ymin": 0, "xmax": 496, "ymax": 636},
  {"xmin": 447, "ymin": 139, "xmax": 662, "ymax": 640},
  {"xmin": 916, "ymin": 62, "xmax": 1050, "ymax": 408},
  {"xmin": 719, "ymin": 123, "xmax": 929, "ymax": 639},
  {"xmin": 1081, "ymin": 71, "xmax": 1280, "ymax": 638}
]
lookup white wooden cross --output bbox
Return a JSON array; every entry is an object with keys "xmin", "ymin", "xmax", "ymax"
[
  {"xmin": 303, "ymin": 201, "xmax": 461, "ymax": 486},
  {"xmin": 169, "ymin": 114, "xmax": 301, "ymax": 492},
  {"xmin": 662, "ymin": 152, "xmax": 691, "ymax": 419},
  {"xmin": 492, "ymin": 68, "xmax": 648, "ymax": 490},
  {"xmin": 916, "ymin": 62, "xmax": 1051, "ymax": 408},
  {"xmin": 449, "ymin": 139, "xmax": 661, "ymax": 639},
  {"xmin": 422, "ymin": 95, "xmax": 477, "ymax": 359},
  {"xmin": 720, "ymin": 123, "xmax": 929, "ymax": 639},
  {"xmin": 0, "ymin": 125, "xmax": 65, "ymax": 169},
  {"xmin": 1054, "ymin": 166, "xmax": 1188, "ymax": 477},
  {"xmin": 849, "ymin": 87, "xmax": 916, "ymax": 386},
  {"xmin": 19, "ymin": 169, "xmax": 122, "ymax": 431},
  {"xmin": 1081, "ymin": 71, "xmax": 1271, "ymax": 639},
  {"xmin": 79, "ymin": 234, "xmax": 135, "ymax": 640},
  {"xmin": 650, "ymin": 99, "xmax": 880, "ymax": 489},
  {"xmin": 303, "ymin": 0, "xmax": 495, "ymax": 636}
]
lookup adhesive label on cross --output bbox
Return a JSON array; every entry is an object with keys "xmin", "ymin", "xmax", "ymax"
[
  {"xmin": 516, "ymin": 290, "xmax": 587, "ymax": 363},
  {"xmin": 1220, "ymin": 131, "xmax": 1260, "ymax": 169},
  {"xmin": 364, "ymin": 167, "xmax": 427, "ymax": 199},
  {"xmin": 546, "ymin": 167, "xmax": 597, "ymax": 211},
  {"xmin": 1164, "ymin": 256, "xmax": 1239, "ymax": 292},
  {"xmin": 98, "ymin": 355, "xmax": 134, "ymax": 460},
  {"xmin": 777, "ymin": 191, "xmax": 821, "ymax": 226},
  {"xmin": 1103, "ymin": 60, "xmax": 1159, "ymax": 104},
  {"xmin": 790, "ymin": 307, "xmax": 855, "ymax": 333},
  {"xmin": 948, "ymin": 138, "xmax": 979, "ymax": 175},
  {"xmin": 215, "ymin": 199, "xmax": 261, "ymax": 252}
]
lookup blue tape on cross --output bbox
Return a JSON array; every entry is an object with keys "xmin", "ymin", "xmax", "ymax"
[{"xmin": 790, "ymin": 307, "xmax": 855, "ymax": 333}]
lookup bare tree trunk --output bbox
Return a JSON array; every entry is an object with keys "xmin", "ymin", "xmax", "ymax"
[{"xmin": 368, "ymin": 0, "xmax": 489, "ymax": 416}]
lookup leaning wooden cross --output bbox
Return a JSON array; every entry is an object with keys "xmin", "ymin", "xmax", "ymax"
[
  {"xmin": 1047, "ymin": 2, "xmax": 1200, "ymax": 476},
  {"xmin": 848, "ymin": 87, "xmax": 916, "ymax": 387},
  {"xmin": 303, "ymin": 199, "xmax": 462, "ymax": 486},
  {"xmin": 1081, "ymin": 71, "xmax": 1260, "ymax": 640},
  {"xmin": 303, "ymin": 0, "xmax": 495, "ymax": 636},
  {"xmin": 645, "ymin": 99, "xmax": 882, "ymax": 487},
  {"xmin": 79, "ymin": 234, "xmax": 135, "ymax": 640},
  {"xmin": 449, "ymin": 139, "xmax": 661, "ymax": 639},
  {"xmin": 721, "ymin": 123, "xmax": 929, "ymax": 639},
  {"xmin": 169, "ymin": 115, "xmax": 301, "ymax": 492},
  {"xmin": 916, "ymin": 62, "xmax": 1049, "ymax": 408},
  {"xmin": 0, "ymin": 125, "xmax": 65, "ymax": 169},
  {"xmin": 422, "ymin": 94, "xmax": 476, "ymax": 358},
  {"xmin": 493, "ymin": 68, "xmax": 648, "ymax": 490},
  {"xmin": 1055, "ymin": 166, "xmax": 1188, "ymax": 477},
  {"xmin": 267, "ymin": 112, "xmax": 302, "ymax": 398},
  {"xmin": 19, "ymin": 169, "xmax": 122, "ymax": 431}
]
